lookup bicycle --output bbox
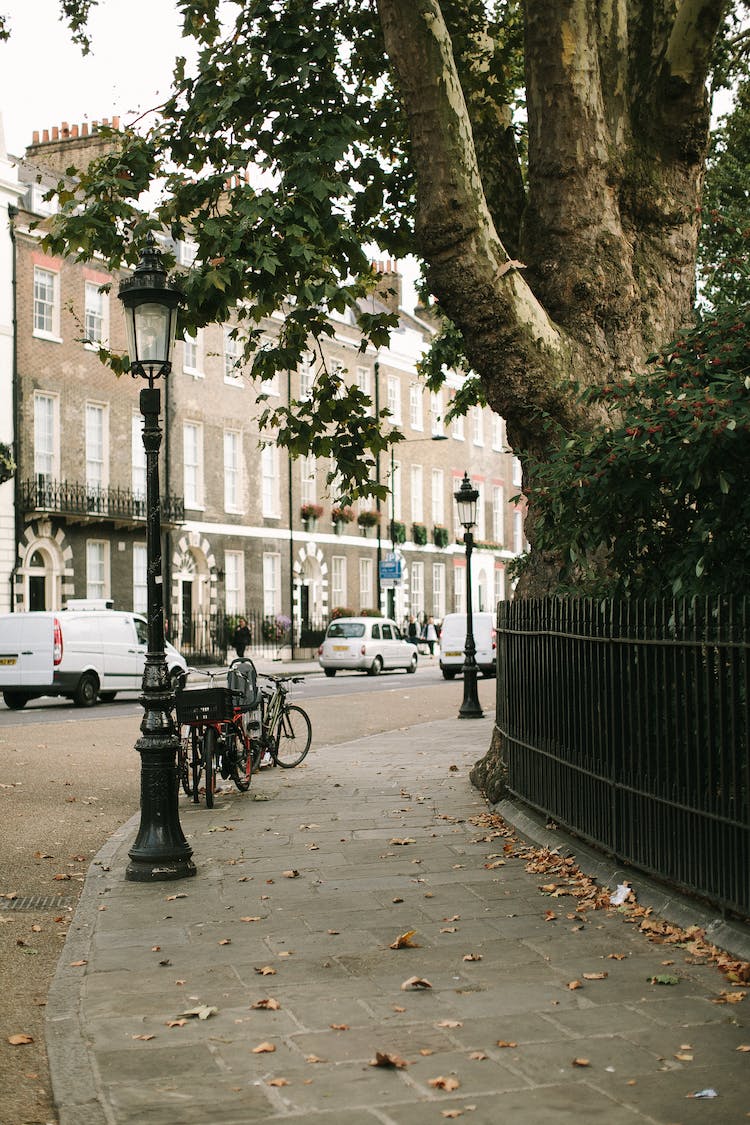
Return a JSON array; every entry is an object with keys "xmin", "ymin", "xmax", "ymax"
[
  {"xmin": 175, "ymin": 660, "xmax": 259, "ymax": 808},
  {"xmin": 251, "ymin": 674, "xmax": 312, "ymax": 770}
]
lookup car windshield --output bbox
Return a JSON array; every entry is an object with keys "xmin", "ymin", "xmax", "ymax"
[{"xmin": 327, "ymin": 622, "xmax": 365, "ymax": 639}]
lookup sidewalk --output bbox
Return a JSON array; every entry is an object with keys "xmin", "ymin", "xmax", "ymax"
[{"xmin": 47, "ymin": 714, "xmax": 748, "ymax": 1125}]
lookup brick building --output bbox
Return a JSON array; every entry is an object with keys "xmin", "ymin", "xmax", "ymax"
[{"xmin": 5, "ymin": 118, "xmax": 525, "ymax": 654}]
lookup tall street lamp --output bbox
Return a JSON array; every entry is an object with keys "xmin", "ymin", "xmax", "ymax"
[
  {"xmin": 118, "ymin": 235, "xmax": 196, "ymax": 882},
  {"xmin": 454, "ymin": 472, "xmax": 483, "ymax": 719}
]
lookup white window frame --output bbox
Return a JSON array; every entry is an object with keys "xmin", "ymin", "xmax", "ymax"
[
  {"xmin": 261, "ymin": 444, "xmax": 280, "ymax": 517},
  {"xmin": 494, "ymin": 566, "xmax": 506, "ymax": 607},
  {"xmin": 432, "ymin": 562, "xmax": 446, "ymax": 620},
  {"xmin": 512, "ymin": 456, "xmax": 523, "ymax": 487},
  {"xmin": 299, "ymin": 352, "xmax": 315, "ymax": 400},
  {"xmin": 492, "ymin": 485, "xmax": 505, "ymax": 544},
  {"xmin": 223, "ymin": 325, "xmax": 243, "ymax": 385},
  {"xmin": 411, "ymin": 561, "xmax": 424, "ymax": 617},
  {"xmin": 491, "ymin": 414, "xmax": 505, "ymax": 451},
  {"xmin": 431, "ymin": 468, "xmax": 444, "ymax": 527},
  {"xmin": 133, "ymin": 543, "xmax": 148, "ymax": 614},
  {"xmin": 224, "ymin": 429, "xmax": 242, "ymax": 512},
  {"xmin": 391, "ymin": 460, "xmax": 402, "ymax": 521},
  {"xmin": 300, "ymin": 454, "xmax": 317, "ymax": 506},
  {"xmin": 410, "ymin": 464, "xmax": 423, "ymax": 523},
  {"xmin": 86, "ymin": 540, "xmax": 110, "ymax": 600},
  {"xmin": 85, "ymin": 402, "xmax": 109, "ymax": 492},
  {"xmin": 356, "ymin": 366, "xmax": 372, "ymax": 412},
  {"xmin": 183, "ymin": 422, "xmax": 204, "ymax": 509},
  {"xmin": 331, "ymin": 556, "xmax": 347, "ymax": 608},
  {"xmin": 430, "ymin": 390, "xmax": 444, "ymax": 436},
  {"xmin": 474, "ymin": 481, "xmax": 486, "ymax": 539},
  {"xmin": 359, "ymin": 557, "xmax": 373, "ymax": 609},
  {"xmin": 33, "ymin": 266, "xmax": 60, "ymax": 340},
  {"xmin": 225, "ymin": 551, "xmax": 245, "ymax": 616},
  {"xmin": 454, "ymin": 565, "xmax": 465, "ymax": 613},
  {"xmin": 84, "ymin": 281, "xmax": 109, "ymax": 348},
  {"xmin": 262, "ymin": 553, "xmax": 281, "ymax": 616},
  {"xmin": 472, "ymin": 405, "xmax": 484, "ymax": 446},
  {"xmin": 409, "ymin": 384, "xmax": 423, "ymax": 431},
  {"xmin": 183, "ymin": 330, "xmax": 204, "ymax": 377},
  {"xmin": 33, "ymin": 392, "xmax": 59, "ymax": 482},
  {"xmin": 131, "ymin": 413, "xmax": 146, "ymax": 503},
  {"xmin": 451, "ymin": 413, "xmax": 465, "ymax": 441},
  {"xmin": 387, "ymin": 374, "xmax": 401, "ymax": 423},
  {"xmin": 513, "ymin": 508, "xmax": 525, "ymax": 554}
]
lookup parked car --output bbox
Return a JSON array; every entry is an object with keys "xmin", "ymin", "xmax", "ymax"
[
  {"xmin": 318, "ymin": 617, "xmax": 418, "ymax": 676},
  {"xmin": 438, "ymin": 612, "xmax": 497, "ymax": 679},
  {"xmin": 0, "ymin": 606, "xmax": 188, "ymax": 709}
]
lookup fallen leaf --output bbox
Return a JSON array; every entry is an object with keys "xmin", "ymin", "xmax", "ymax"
[
  {"xmin": 401, "ymin": 976, "xmax": 432, "ymax": 990},
  {"xmin": 330, "ymin": 1023, "xmax": 349, "ymax": 1030},
  {"xmin": 327, "ymin": 929, "xmax": 340, "ymax": 935},
  {"xmin": 429, "ymin": 1076, "xmax": 460, "ymax": 1091},
  {"xmin": 132, "ymin": 1033, "xmax": 155, "ymax": 1041},
  {"xmin": 649, "ymin": 974, "xmax": 680, "ymax": 986},
  {"xmin": 7, "ymin": 1034, "xmax": 33, "ymax": 1046},
  {"xmin": 713, "ymin": 990, "xmax": 746, "ymax": 1004},
  {"xmin": 282, "ymin": 870, "xmax": 300, "ymax": 879},
  {"xmin": 392, "ymin": 1006, "xmax": 406, "ymax": 1013},
  {"xmin": 390, "ymin": 837, "xmax": 416, "ymax": 846},
  {"xmin": 165, "ymin": 893, "xmax": 187, "ymax": 901},
  {"xmin": 151, "ymin": 945, "xmax": 161, "ymax": 952},
  {"xmin": 444, "ymin": 915, "xmax": 461, "ymax": 922},
  {"xmin": 255, "ymin": 966, "xmax": 277, "ymax": 976},
  {"xmin": 419, "ymin": 1048, "xmax": 434, "ymax": 1056},
  {"xmin": 166, "ymin": 1019, "xmax": 187, "ymax": 1028},
  {"xmin": 252, "ymin": 1041, "xmax": 276, "ymax": 1053},
  {"xmin": 251, "ymin": 998, "xmax": 281, "ymax": 1010},
  {"xmin": 583, "ymin": 972, "xmax": 608, "ymax": 981},
  {"xmin": 496, "ymin": 1040, "xmax": 517, "ymax": 1048},
  {"xmin": 572, "ymin": 1057, "xmax": 590, "ymax": 1067},
  {"xmin": 69, "ymin": 960, "xmax": 88, "ymax": 967},
  {"xmin": 306, "ymin": 1054, "xmax": 326, "ymax": 1063},
  {"xmin": 370, "ymin": 1050, "xmax": 408, "ymax": 1068},
  {"xmin": 390, "ymin": 929, "xmax": 420, "ymax": 950},
  {"xmin": 218, "ymin": 939, "xmax": 232, "ymax": 946},
  {"xmin": 736, "ymin": 1044, "xmax": 750, "ymax": 1052},
  {"xmin": 484, "ymin": 860, "xmax": 505, "ymax": 869},
  {"xmin": 449, "ymin": 764, "xmax": 458, "ymax": 772},
  {"xmin": 436, "ymin": 1019, "xmax": 463, "ymax": 1028},
  {"xmin": 267, "ymin": 1077, "xmax": 288, "ymax": 1087},
  {"xmin": 181, "ymin": 1005, "xmax": 217, "ymax": 1020},
  {"xmin": 567, "ymin": 980, "xmax": 582, "ymax": 990},
  {"xmin": 675, "ymin": 1052, "xmax": 694, "ymax": 1061},
  {"xmin": 468, "ymin": 1051, "xmax": 487, "ymax": 1060},
  {"xmin": 463, "ymin": 953, "xmax": 482, "ymax": 962},
  {"xmin": 441, "ymin": 927, "xmax": 458, "ymax": 934},
  {"xmin": 241, "ymin": 916, "xmax": 262, "ymax": 923},
  {"xmin": 544, "ymin": 910, "xmax": 557, "ymax": 921},
  {"xmin": 607, "ymin": 953, "xmax": 627, "ymax": 960}
]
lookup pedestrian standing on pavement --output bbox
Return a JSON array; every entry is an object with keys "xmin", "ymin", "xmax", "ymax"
[
  {"xmin": 407, "ymin": 615, "xmax": 419, "ymax": 646},
  {"xmin": 232, "ymin": 616, "xmax": 252, "ymax": 659},
  {"xmin": 423, "ymin": 615, "xmax": 438, "ymax": 656}
]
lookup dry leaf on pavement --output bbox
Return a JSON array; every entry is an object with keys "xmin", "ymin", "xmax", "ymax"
[
  {"xmin": 436, "ymin": 1020, "xmax": 463, "ymax": 1028},
  {"xmin": 7, "ymin": 1034, "xmax": 33, "ymax": 1046},
  {"xmin": 370, "ymin": 1050, "xmax": 409, "ymax": 1068},
  {"xmin": 583, "ymin": 972, "xmax": 608, "ymax": 980},
  {"xmin": 462, "ymin": 953, "xmax": 482, "ymax": 962},
  {"xmin": 429, "ymin": 1076, "xmax": 460, "ymax": 1091},
  {"xmin": 572, "ymin": 1057, "xmax": 590, "ymax": 1067},
  {"xmin": 267, "ymin": 1077, "xmax": 288, "ymax": 1086},
  {"xmin": 401, "ymin": 976, "xmax": 432, "ymax": 990},
  {"xmin": 255, "ymin": 966, "xmax": 277, "ymax": 976},
  {"xmin": 181, "ymin": 1005, "xmax": 217, "ymax": 1020},
  {"xmin": 282, "ymin": 870, "xmax": 300, "ymax": 878},
  {"xmin": 496, "ymin": 1040, "xmax": 517, "ymax": 1048},
  {"xmin": 132, "ymin": 1034, "xmax": 155, "ymax": 1041},
  {"xmin": 252, "ymin": 1041, "xmax": 276, "ymax": 1053},
  {"xmin": 390, "ymin": 929, "xmax": 420, "ymax": 949},
  {"xmin": 251, "ymin": 998, "xmax": 281, "ymax": 1010}
]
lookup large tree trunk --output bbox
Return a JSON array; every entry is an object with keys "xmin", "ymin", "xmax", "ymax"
[{"xmin": 377, "ymin": 0, "xmax": 725, "ymax": 796}]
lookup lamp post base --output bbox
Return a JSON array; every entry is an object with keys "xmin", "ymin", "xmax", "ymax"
[{"xmin": 458, "ymin": 664, "xmax": 484, "ymax": 719}]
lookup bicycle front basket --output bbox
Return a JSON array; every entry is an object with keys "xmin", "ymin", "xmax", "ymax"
[{"xmin": 175, "ymin": 687, "xmax": 236, "ymax": 723}]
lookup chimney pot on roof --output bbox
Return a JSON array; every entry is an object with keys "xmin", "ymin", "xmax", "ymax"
[
  {"xmin": 113, "ymin": 115, "xmax": 120, "ymax": 129},
  {"xmin": 61, "ymin": 122, "xmax": 70, "ymax": 137},
  {"xmin": 32, "ymin": 131, "xmax": 39, "ymax": 144},
  {"xmin": 71, "ymin": 125, "xmax": 79, "ymax": 138},
  {"xmin": 52, "ymin": 127, "xmax": 59, "ymax": 140},
  {"xmin": 42, "ymin": 129, "xmax": 49, "ymax": 142},
  {"xmin": 82, "ymin": 123, "xmax": 89, "ymax": 136}
]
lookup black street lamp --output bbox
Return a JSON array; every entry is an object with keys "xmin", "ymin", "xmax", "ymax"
[
  {"xmin": 118, "ymin": 235, "xmax": 196, "ymax": 882},
  {"xmin": 454, "ymin": 472, "xmax": 483, "ymax": 719}
]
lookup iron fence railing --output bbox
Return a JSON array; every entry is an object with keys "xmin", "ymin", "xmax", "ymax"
[
  {"xmin": 21, "ymin": 477, "xmax": 184, "ymax": 526},
  {"xmin": 496, "ymin": 597, "xmax": 750, "ymax": 917}
]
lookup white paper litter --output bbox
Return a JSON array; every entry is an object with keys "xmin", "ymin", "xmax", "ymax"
[{"xmin": 610, "ymin": 883, "xmax": 632, "ymax": 906}]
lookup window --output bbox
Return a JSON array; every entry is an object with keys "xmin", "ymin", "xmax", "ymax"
[
  {"xmin": 223, "ymin": 326, "xmax": 242, "ymax": 384},
  {"xmin": 263, "ymin": 553, "xmax": 281, "ymax": 616},
  {"xmin": 84, "ymin": 281, "xmax": 108, "ymax": 346},
  {"xmin": 512, "ymin": 456, "xmax": 523, "ymax": 487},
  {"xmin": 514, "ymin": 509, "xmax": 525, "ymax": 554},
  {"xmin": 451, "ymin": 413, "xmax": 465, "ymax": 441},
  {"xmin": 356, "ymin": 366, "xmax": 372, "ymax": 411},
  {"xmin": 299, "ymin": 353, "xmax": 315, "ymax": 400},
  {"xmin": 491, "ymin": 414, "xmax": 505, "ymax": 451},
  {"xmin": 330, "ymin": 358, "xmax": 346, "ymax": 398},
  {"xmin": 225, "ymin": 551, "xmax": 244, "ymax": 615},
  {"xmin": 359, "ymin": 557, "xmax": 373, "ymax": 609},
  {"xmin": 34, "ymin": 392, "xmax": 58, "ymax": 482},
  {"xmin": 85, "ymin": 403, "xmax": 108, "ymax": 492},
  {"xmin": 494, "ymin": 566, "xmax": 505, "ymax": 606},
  {"xmin": 33, "ymin": 266, "xmax": 59, "ymax": 338},
  {"xmin": 472, "ymin": 405, "xmax": 484, "ymax": 446},
  {"xmin": 411, "ymin": 562, "xmax": 424, "ymax": 616},
  {"xmin": 454, "ymin": 565, "xmax": 465, "ymax": 613},
  {"xmin": 86, "ymin": 540, "xmax": 109, "ymax": 600},
  {"xmin": 381, "ymin": 623, "xmax": 394, "ymax": 640},
  {"xmin": 432, "ymin": 563, "xmax": 445, "ymax": 620},
  {"xmin": 492, "ymin": 486, "xmax": 505, "ymax": 543},
  {"xmin": 261, "ymin": 444, "xmax": 280, "ymax": 517},
  {"xmin": 431, "ymin": 468, "xmax": 444, "ymax": 526},
  {"xmin": 131, "ymin": 414, "xmax": 146, "ymax": 504},
  {"xmin": 409, "ymin": 384, "xmax": 423, "ymax": 430},
  {"xmin": 391, "ymin": 460, "xmax": 402, "ymax": 521},
  {"xmin": 331, "ymin": 556, "xmax": 347, "ymax": 608},
  {"xmin": 133, "ymin": 543, "xmax": 147, "ymax": 614},
  {"xmin": 300, "ymin": 454, "xmax": 317, "ymax": 506},
  {"xmin": 410, "ymin": 464, "xmax": 423, "ymax": 523},
  {"xmin": 183, "ymin": 422, "xmax": 204, "ymax": 508},
  {"xmin": 183, "ymin": 330, "xmax": 203, "ymax": 376},
  {"xmin": 430, "ymin": 391, "xmax": 443, "ymax": 436},
  {"xmin": 387, "ymin": 374, "xmax": 401, "ymax": 423},
  {"xmin": 224, "ymin": 430, "xmax": 241, "ymax": 511},
  {"xmin": 474, "ymin": 481, "xmax": 486, "ymax": 539}
]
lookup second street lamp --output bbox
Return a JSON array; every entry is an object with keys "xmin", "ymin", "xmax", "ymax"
[
  {"xmin": 454, "ymin": 472, "xmax": 483, "ymax": 719},
  {"xmin": 118, "ymin": 234, "xmax": 196, "ymax": 882}
]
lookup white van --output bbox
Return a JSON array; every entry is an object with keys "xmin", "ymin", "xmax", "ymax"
[
  {"xmin": 0, "ymin": 608, "xmax": 187, "ymax": 710},
  {"xmin": 438, "ymin": 612, "xmax": 497, "ymax": 679}
]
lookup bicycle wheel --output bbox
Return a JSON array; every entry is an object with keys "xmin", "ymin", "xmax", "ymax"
[
  {"xmin": 275, "ymin": 704, "xmax": 312, "ymax": 768},
  {"xmin": 178, "ymin": 725, "xmax": 193, "ymax": 797},
  {"xmin": 203, "ymin": 726, "xmax": 217, "ymax": 808},
  {"xmin": 190, "ymin": 728, "xmax": 202, "ymax": 803},
  {"xmin": 226, "ymin": 728, "xmax": 252, "ymax": 792}
]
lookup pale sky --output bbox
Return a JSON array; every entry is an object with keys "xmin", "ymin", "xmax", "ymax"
[{"xmin": 0, "ymin": 0, "xmax": 187, "ymax": 156}]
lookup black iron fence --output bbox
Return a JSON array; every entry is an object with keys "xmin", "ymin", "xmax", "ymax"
[
  {"xmin": 21, "ymin": 477, "xmax": 184, "ymax": 526},
  {"xmin": 172, "ymin": 610, "xmax": 324, "ymax": 665},
  {"xmin": 496, "ymin": 597, "xmax": 749, "ymax": 916}
]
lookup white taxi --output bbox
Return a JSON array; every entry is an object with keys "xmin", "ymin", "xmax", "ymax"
[{"xmin": 318, "ymin": 617, "xmax": 418, "ymax": 677}]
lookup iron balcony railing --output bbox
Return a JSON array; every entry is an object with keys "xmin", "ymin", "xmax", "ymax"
[
  {"xmin": 496, "ymin": 596, "xmax": 750, "ymax": 917},
  {"xmin": 21, "ymin": 477, "xmax": 185, "ymax": 527}
]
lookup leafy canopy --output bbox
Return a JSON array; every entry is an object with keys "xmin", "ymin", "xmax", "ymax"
[{"xmin": 513, "ymin": 304, "xmax": 750, "ymax": 599}]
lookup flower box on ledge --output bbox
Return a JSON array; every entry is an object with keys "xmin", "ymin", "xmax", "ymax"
[
  {"xmin": 433, "ymin": 525, "xmax": 450, "ymax": 548},
  {"xmin": 357, "ymin": 510, "xmax": 380, "ymax": 536},
  {"xmin": 301, "ymin": 503, "xmax": 324, "ymax": 530},
  {"xmin": 391, "ymin": 520, "xmax": 407, "ymax": 544},
  {"xmin": 331, "ymin": 505, "xmax": 355, "ymax": 534},
  {"xmin": 412, "ymin": 522, "xmax": 428, "ymax": 546}
]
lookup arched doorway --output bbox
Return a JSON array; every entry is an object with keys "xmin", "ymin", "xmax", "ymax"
[
  {"xmin": 18, "ymin": 528, "xmax": 68, "ymax": 611},
  {"xmin": 175, "ymin": 547, "xmax": 210, "ymax": 648}
]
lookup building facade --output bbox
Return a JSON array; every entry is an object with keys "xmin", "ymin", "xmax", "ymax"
[{"xmin": 7, "ymin": 120, "xmax": 526, "ymax": 655}]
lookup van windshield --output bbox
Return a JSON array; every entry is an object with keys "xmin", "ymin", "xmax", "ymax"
[{"xmin": 327, "ymin": 622, "xmax": 365, "ymax": 639}]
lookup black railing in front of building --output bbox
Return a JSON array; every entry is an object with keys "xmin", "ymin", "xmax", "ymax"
[
  {"xmin": 172, "ymin": 610, "xmax": 323, "ymax": 666},
  {"xmin": 21, "ymin": 477, "xmax": 184, "ymax": 526},
  {"xmin": 496, "ymin": 596, "xmax": 750, "ymax": 917}
]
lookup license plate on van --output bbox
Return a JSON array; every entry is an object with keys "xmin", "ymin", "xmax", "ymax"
[
  {"xmin": 445, "ymin": 650, "xmax": 462, "ymax": 657},
  {"xmin": 0, "ymin": 656, "xmax": 17, "ymax": 665}
]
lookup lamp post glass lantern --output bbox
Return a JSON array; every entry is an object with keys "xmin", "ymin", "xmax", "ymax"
[
  {"xmin": 454, "ymin": 472, "xmax": 483, "ymax": 719},
  {"xmin": 118, "ymin": 234, "xmax": 195, "ymax": 882}
]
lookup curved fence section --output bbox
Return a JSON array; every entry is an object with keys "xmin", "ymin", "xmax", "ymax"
[{"xmin": 496, "ymin": 597, "xmax": 749, "ymax": 916}]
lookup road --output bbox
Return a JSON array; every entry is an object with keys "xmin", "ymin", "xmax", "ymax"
[{"xmin": 0, "ymin": 668, "xmax": 497, "ymax": 1125}]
